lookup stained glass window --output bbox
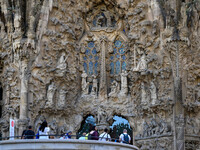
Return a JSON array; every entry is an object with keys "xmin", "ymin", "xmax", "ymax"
[
  {"xmin": 82, "ymin": 41, "xmax": 99, "ymax": 76},
  {"xmin": 109, "ymin": 38, "xmax": 127, "ymax": 76},
  {"xmin": 89, "ymin": 61, "xmax": 93, "ymax": 75}
]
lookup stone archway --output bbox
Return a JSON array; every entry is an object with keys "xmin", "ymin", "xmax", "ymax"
[
  {"xmin": 77, "ymin": 115, "xmax": 96, "ymax": 138},
  {"xmin": 109, "ymin": 115, "xmax": 133, "ymax": 143}
]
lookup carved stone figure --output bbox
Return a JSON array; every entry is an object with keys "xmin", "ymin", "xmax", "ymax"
[
  {"xmin": 133, "ymin": 53, "xmax": 148, "ymax": 72},
  {"xmin": 81, "ymin": 71, "xmax": 89, "ymax": 95},
  {"xmin": 119, "ymin": 70, "xmax": 128, "ymax": 96},
  {"xmin": 57, "ymin": 87, "xmax": 67, "ymax": 108},
  {"xmin": 109, "ymin": 80, "xmax": 120, "ymax": 97},
  {"xmin": 150, "ymin": 81, "xmax": 157, "ymax": 105},
  {"xmin": 46, "ymin": 82, "xmax": 56, "ymax": 108},
  {"xmin": 91, "ymin": 75, "xmax": 98, "ymax": 96},
  {"xmin": 141, "ymin": 82, "xmax": 148, "ymax": 105},
  {"xmin": 56, "ymin": 52, "xmax": 68, "ymax": 77}
]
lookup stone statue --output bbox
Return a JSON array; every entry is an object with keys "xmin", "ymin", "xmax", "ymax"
[
  {"xmin": 57, "ymin": 87, "xmax": 67, "ymax": 108},
  {"xmin": 81, "ymin": 71, "xmax": 89, "ymax": 95},
  {"xmin": 56, "ymin": 52, "xmax": 68, "ymax": 77},
  {"xmin": 142, "ymin": 121, "xmax": 149, "ymax": 137},
  {"xmin": 133, "ymin": 53, "xmax": 147, "ymax": 72},
  {"xmin": 141, "ymin": 82, "xmax": 148, "ymax": 105},
  {"xmin": 119, "ymin": 70, "xmax": 128, "ymax": 96},
  {"xmin": 150, "ymin": 81, "xmax": 157, "ymax": 105},
  {"xmin": 109, "ymin": 80, "xmax": 120, "ymax": 97},
  {"xmin": 91, "ymin": 75, "xmax": 98, "ymax": 96},
  {"xmin": 97, "ymin": 106, "xmax": 107, "ymax": 124},
  {"xmin": 46, "ymin": 82, "xmax": 56, "ymax": 107}
]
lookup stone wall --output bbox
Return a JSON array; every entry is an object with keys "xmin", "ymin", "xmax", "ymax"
[{"xmin": 0, "ymin": 0, "xmax": 200, "ymax": 149}]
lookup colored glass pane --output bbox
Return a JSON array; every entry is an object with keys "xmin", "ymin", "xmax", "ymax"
[
  {"xmin": 122, "ymin": 61, "xmax": 126, "ymax": 71},
  {"xmin": 114, "ymin": 40, "xmax": 122, "ymax": 48},
  {"xmin": 85, "ymin": 49, "xmax": 90, "ymax": 55},
  {"xmin": 110, "ymin": 56, "xmax": 114, "ymax": 60},
  {"xmin": 95, "ymin": 62, "xmax": 98, "ymax": 75},
  {"xmin": 83, "ymin": 62, "xmax": 87, "ymax": 73},
  {"xmin": 113, "ymin": 48, "xmax": 117, "ymax": 54},
  {"xmin": 92, "ymin": 48, "xmax": 97, "ymax": 55},
  {"xmin": 122, "ymin": 55, "xmax": 126, "ymax": 60},
  {"xmin": 110, "ymin": 62, "xmax": 114, "ymax": 75},
  {"xmin": 116, "ymin": 55, "xmax": 120, "ymax": 58},
  {"xmin": 88, "ymin": 42, "xmax": 95, "ymax": 48},
  {"xmin": 119, "ymin": 48, "xmax": 125, "ymax": 54},
  {"xmin": 83, "ymin": 56, "xmax": 87, "ymax": 60},
  {"xmin": 95, "ymin": 56, "xmax": 99, "ymax": 60},
  {"xmin": 116, "ymin": 61, "xmax": 120, "ymax": 74},
  {"xmin": 89, "ymin": 61, "xmax": 93, "ymax": 75},
  {"xmin": 89, "ymin": 55, "xmax": 93, "ymax": 59}
]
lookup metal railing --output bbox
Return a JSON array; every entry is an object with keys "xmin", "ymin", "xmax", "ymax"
[{"xmin": 0, "ymin": 134, "xmax": 130, "ymax": 144}]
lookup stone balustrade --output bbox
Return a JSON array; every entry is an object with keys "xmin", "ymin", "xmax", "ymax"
[{"xmin": 0, "ymin": 139, "xmax": 139, "ymax": 150}]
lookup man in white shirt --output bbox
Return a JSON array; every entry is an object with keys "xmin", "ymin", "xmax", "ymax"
[
  {"xmin": 99, "ymin": 128, "xmax": 111, "ymax": 141},
  {"xmin": 119, "ymin": 129, "xmax": 131, "ymax": 144}
]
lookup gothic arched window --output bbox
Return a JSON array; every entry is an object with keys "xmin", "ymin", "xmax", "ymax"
[
  {"xmin": 109, "ymin": 37, "xmax": 127, "ymax": 76},
  {"xmin": 82, "ymin": 41, "xmax": 99, "ymax": 76}
]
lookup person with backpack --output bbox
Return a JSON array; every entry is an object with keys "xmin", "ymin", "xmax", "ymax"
[
  {"xmin": 119, "ymin": 129, "xmax": 131, "ymax": 144},
  {"xmin": 99, "ymin": 128, "xmax": 111, "ymax": 142}
]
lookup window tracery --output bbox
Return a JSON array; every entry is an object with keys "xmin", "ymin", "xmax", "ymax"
[
  {"xmin": 109, "ymin": 37, "xmax": 127, "ymax": 76},
  {"xmin": 81, "ymin": 41, "xmax": 99, "ymax": 76}
]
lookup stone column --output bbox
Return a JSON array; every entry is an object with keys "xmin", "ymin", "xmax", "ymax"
[
  {"xmin": 19, "ymin": 56, "xmax": 29, "ymax": 136},
  {"xmin": 99, "ymin": 36, "xmax": 108, "ymax": 101}
]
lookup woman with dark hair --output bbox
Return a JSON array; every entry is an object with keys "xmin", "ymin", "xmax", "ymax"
[
  {"xmin": 89, "ymin": 126, "xmax": 99, "ymax": 140},
  {"xmin": 39, "ymin": 120, "xmax": 50, "ymax": 139}
]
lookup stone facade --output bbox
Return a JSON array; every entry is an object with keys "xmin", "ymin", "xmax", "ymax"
[{"xmin": 0, "ymin": 0, "xmax": 200, "ymax": 149}]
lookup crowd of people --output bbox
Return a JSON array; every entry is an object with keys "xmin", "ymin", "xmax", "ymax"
[{"xmin": 21, "ymin": 120, "xmax": 131, "ymax": 144}]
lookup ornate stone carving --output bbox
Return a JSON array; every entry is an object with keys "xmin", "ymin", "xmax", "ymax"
[
  {"xmin": 108, "ymin": 80, "xmax": 120, "ymax": 97},
  {"xmin": 119, "ymin": 70, "xmax": 128, "ymax": 96},
  {"xmin": 91, "ymin": 75, "xmax": 98, "ymax": 96},
  {"xmin": 57, "ymin": 87, "xmax": 67, "ymax": 108},
  {"xmin": 150, "ymin": 81, "xmax": 157, "ymax": 105},
  {"xmin": 56, "ymin": 52, "xmax": 68, "ymax": 77},
  {"xmin": 46, "ymin": 82, "xmax": 56, "ymax": 108},
  {"xmin": 81, "ymin": 71, "xmax": 89, "ymax": 95},
  {"xmin": 133, "ymin": 53, "xmax": 148, "ymax": 72},
  {"xmin": 141, "ymin": 82, "xmax": 148, "ymax": 105}
]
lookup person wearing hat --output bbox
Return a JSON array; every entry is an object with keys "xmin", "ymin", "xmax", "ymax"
[{"xmin": 65, "ymin": 131, "xmax": 72, "ymax": 139}]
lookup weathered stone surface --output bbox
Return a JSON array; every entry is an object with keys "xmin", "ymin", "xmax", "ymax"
[{"xmin": 0, "ymin": 0, "xmax": 200, "ymax": 149}]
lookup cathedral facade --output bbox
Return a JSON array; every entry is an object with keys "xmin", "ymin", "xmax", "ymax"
[{"xmin": 0, "ymin": 0, "xmax": 200, "ymax": 149}]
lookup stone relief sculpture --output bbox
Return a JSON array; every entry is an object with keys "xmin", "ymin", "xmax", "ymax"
[
  {"xmin": 109, "ymin": 80, "xmax": 120, "ymax": 97},
  {"xmin": 45, "ymin": 82, "xmax": 56, "ymax": 108},
  {"xmin": 141, "ymin": 82, "xmax": 148, "ymax": 105},
  {"xmin": 57, "ymin": 87, "xmax": 67, "ymax": 108},
  {"xmin": 133, "ymin": 53, "xmax": 148, "ymax": 72},
  {"xmin": 91, "ymin": 75, "xmax": 98, "ymax": 96},
  {"xmin": 150, "ymin": 81, "xmax": 157, "ymax": 105},
  {"xmin": 56, "ymin": 52, "xmax": 68, "ymax": 77},
  {"xmin": 81, "ymin": 71, "xmax": 89, "ymax": 95},
  {"xmin": 136, "ymin": 119, "xmax": 171, "ymax": 139},
  {"xmin": 119, "ymin": 70, "xmax": 128, "ymax": 96}
]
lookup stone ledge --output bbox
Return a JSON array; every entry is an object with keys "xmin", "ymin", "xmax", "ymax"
[{"xmin": 0, "ymin": 139, "xmax": 139, "ymax": 150}]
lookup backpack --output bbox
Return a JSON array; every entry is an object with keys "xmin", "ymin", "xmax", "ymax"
[
  {"xmin": 123, "ymin": 134, "xmax": 129, "ymax": 144},
  {"xmin": 36, "ymin": 128, "xmax": 40, "ymax": 139}
]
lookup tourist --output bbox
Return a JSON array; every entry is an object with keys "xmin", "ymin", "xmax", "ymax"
[
  {"xmin": 65, "ymin": 131, "xmax": 72, "ymax": 139},
  {"xmin": 21, "ymin": 128, "xmax": 27, "ymax": 139},
  {"xmin": 119, "ymin": 129, "xmax": 131, "ymax": 144},
  {"xmin": 24, "ymin": 126, "xmax": 35, "ymax": 139},
  {"xmin": 79, "ymin": 132, "xmax": 87, "ymax": 140},
  {"xmin": 99, "ymin": 128, "xmax": 111, "ymax": 141},
  {"xmin": 89, "ymin": 126, "xmax": 99, "ymax": 140},
  {"xmin": 39, "ymin": 120, "xmax": 50, "ymax": 139}
]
